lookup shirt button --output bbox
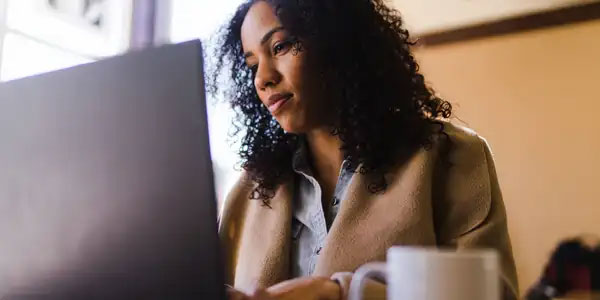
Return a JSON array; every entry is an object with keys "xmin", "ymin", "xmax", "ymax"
[{"xmin": 316, "ymin": 247, "xmax": 322, "ymax": 255}]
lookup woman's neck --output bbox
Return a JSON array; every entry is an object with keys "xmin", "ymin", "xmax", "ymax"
[{"xmin": 304, "ymin": 128, "xmax": 344, "ymax": 194}]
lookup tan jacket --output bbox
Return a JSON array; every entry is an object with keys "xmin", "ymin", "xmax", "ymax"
[{"xmin": 218, "ymin": 123, "xmax": 519, "ymax": 300}]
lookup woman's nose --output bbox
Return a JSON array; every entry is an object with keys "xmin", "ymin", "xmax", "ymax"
[{"xmin": 254, "ymin": 61, "xmax": 282, "ymax": 91}]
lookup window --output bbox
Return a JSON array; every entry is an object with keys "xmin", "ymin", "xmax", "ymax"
[
  {"xmin": 0, "ymin": 0, "xmax": 131, "ymax": 81},
  {"xmin": 0, "ymin": 0, "xmax": 238, "ymax": 204},
  {"xmin": 169, "ymin": 0, "xmax": 244, "ymax": 204},
  {"xmin": 0, "ymin": 32, "xmax": 93, "ymax": 81}
]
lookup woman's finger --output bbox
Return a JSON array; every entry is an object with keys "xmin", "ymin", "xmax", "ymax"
[{"xmin": 250, "ymin": 288, "xmax": 275, "ymax": 300}]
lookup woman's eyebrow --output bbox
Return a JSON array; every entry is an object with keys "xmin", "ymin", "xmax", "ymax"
[
  {"xmin": 260, "ymin": 26, "xmax": 285, "ymax": 45},
  {"xmin": 244, "ymin": 26, "xmax": 285, "ymax": 59}
]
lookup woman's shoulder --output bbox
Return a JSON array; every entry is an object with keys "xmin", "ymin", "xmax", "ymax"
[
  {"xmin": 386, "ymin": 121, "xmax": 494, "ymax": 181},
  {"xmin": 217, "ymin": 172, "xmax": 257, "ymax": 230},
  {"xmin": 434, "ymin": 121, "xmax": 494, "ymax": 167},
  {"xmin": 224, "ymin": 172, "xmax": 256, "ymax": 203},
  {"xmin": 438, "ymin": 121, "xmax": 489, "ymax": 151},
  {"xmin": 429, "ymin": 121, "xmax": 499, "ymax": 237}
]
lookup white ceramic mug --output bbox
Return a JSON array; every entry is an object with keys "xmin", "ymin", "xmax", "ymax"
[{"xmin": 348, "ymin": 247, "xmax": 500, "ymax": 300}]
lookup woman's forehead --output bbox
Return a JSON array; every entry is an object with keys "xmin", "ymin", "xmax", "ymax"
[{"xmin": 241, "ymin": 1, "xmax": 282, "ymax": 48}]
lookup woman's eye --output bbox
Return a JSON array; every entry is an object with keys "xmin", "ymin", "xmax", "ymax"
[{"xmin": 273, "ymin": 41, "xmax": 291, "ymax": 55}]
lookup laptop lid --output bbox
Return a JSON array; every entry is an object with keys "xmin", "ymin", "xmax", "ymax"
[{"xmin": 0, "ymin": 40, "xmax": 224, "ymax": 299}]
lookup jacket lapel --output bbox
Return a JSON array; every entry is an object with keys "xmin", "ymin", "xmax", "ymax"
[{"xmin": 314, "ymin": 148, "xmax": 439, "ymax": 276}]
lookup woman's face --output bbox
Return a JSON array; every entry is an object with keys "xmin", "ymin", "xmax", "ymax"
[{"xmin": 241, "ymin": 1, "xmax": 327, "ymax": 134}]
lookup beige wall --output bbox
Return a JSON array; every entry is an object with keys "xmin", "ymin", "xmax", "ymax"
[
  {"xmin": 414, "ymin": 19, "xmax": 600, "ymax": 294},
  {"xmin": 392, "ymin": 0, "xmax": 591, "ymax": 35}
]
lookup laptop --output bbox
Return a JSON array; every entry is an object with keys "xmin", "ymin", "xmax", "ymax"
[{"xmin": 0, "ymin": 40, "xmax": 225, "ymax": 299}]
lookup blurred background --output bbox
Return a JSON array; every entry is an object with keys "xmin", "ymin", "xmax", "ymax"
[{"xmin": 0, "ymin": 0, "xmax": 599, "ymax": 296}]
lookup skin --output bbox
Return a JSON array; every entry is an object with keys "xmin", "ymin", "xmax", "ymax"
[
  {"xmin": 237, "ymin": 1, "xmax": 344, "ymax": 299},
  {"xmin": 227, "ymin": 277, "xmax": 341, "ymax": 300},
  {"xmin": 241, "ymin": 1, "xmax": 342, "ymax": 208}
]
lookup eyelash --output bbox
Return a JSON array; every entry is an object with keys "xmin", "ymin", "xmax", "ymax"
[
  {"xmin": 248, "ymin": 39, "xmax": 294, "ymax": 75},
  {"xmin": 272, "ymin": 40, "xmax": 292, "ymax": 55}
]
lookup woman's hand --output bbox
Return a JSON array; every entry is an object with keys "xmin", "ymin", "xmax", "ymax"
[
  {"xmin": 266, "ymin": 276, "xmax": 341, "ymax": 300},
  {"xmin": 226, "ymin": 276, "xmax": 341, "ymax": 300},
  {"xmin": 227, "ymin": 287, "xmax": 274, "ymax": 300}
]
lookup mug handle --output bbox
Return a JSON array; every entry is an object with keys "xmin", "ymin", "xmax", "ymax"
[{"xmin": 348, "ymin": 262, "xmax": 387, "ymax": 300}]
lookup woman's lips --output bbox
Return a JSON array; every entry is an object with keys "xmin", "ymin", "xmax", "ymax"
[{"xmin": 268, "ymin": 95, "xmax": 292, "ymax": 114}]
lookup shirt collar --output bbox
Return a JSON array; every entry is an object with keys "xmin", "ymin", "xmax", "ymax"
[
  {"xmin": 292, "ymin": 135, "xmax": 355, "ymax": 177},
  {"xmin": 292, "ymin": 135, "xmax": 313, "ymax": 176}
]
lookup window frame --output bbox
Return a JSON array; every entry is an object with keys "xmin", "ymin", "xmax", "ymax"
[{"xmin": 0, "ymin": 0, "xmax": 168, "ymax": 81}]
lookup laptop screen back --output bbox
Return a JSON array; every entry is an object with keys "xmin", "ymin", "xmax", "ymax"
[{"xmin": 0, "ymin": 40, "xmax": 224, "ymax": 300}]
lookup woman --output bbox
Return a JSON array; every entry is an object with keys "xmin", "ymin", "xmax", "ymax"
[{"xmin": 211, "ymin": 0, "xmax": 519, "ymax": 299}]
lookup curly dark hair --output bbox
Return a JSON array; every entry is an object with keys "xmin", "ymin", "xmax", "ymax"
[{"xmin": 208, "ymin": 0, "xmax": 452, "ymax": 201}]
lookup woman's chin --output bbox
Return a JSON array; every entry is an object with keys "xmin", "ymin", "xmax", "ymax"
[
  {"xmin": 278, "ymin": 117, "xmax": 325, "ymax": 135},
  {"xmin": 279, "ymin": 121, "xmax": 307, "ymax": 135},
  {"xmin": 280, "ymin": 125, "xmax": 304, "ymax": 134}
]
